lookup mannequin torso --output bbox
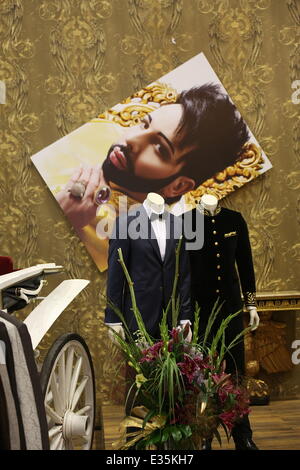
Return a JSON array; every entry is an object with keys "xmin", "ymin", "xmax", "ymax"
[
  {"xmin": 195, "ymin": 194, "xmax": 259, "ymax": 331},
  {"xmin": 105, "ymin": 192, "xmax": 192, "ymax": 339}
]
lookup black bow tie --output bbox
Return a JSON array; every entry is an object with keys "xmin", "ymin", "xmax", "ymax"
[{"xmin": 150, "ymin": 212, "xmax": 165, "ymax": 222}]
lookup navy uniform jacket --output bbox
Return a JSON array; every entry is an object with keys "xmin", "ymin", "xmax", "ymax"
[
  {"xmin": 187, "ymin": 206, "xmax": 256, "ymax": 311},
  {"xmin": 186, "ymin": 206, "xmax": 256, "ymax": 376},
  {"xmin": 105, "ymin": 205, "xmax": 192, "ymax": 338}
]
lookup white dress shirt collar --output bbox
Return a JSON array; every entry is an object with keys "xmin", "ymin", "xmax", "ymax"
[{"xmin": 143, "ymin": 199, "xmax": 166, "ymax": 261}]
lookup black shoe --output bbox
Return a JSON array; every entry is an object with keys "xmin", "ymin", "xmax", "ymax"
[
  {"xmin": 201, "ymin": 438, "xmax": 212, "ymax": 450},
  {"xmin": 235, "ymin": 437, "xmax": 259, "ymax": 450}
]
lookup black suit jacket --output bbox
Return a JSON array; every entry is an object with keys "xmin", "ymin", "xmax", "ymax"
[
  {"xmin": 105, "ymin": 205, "xmax": 192, "ymax": 338},
  {"xmin": 186, "ymin": 207, "xmax": 256, "ymax": 312}
]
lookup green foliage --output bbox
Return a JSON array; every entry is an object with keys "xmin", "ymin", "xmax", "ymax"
[
  {"xmin": 107, "ymin": 241, "xmax": 251, "ymax": 450},
  {"xmin": 192, "ymin": 302, "xmax": 200, "ymax": 344},
  {"xmin": 117, "ymin": 247, "xmax": 153, "ymax": 346},
  {"xmin": 135, "ymin": 424, "xmax": 192, "ymax": 450},
  {"xmin": 171, "ymin": 237, "xmax": 183, "ymax": 328}
]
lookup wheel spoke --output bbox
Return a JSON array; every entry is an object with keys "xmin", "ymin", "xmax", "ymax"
[
  {"xmin": 68, "ymin": 356, "xmax": 83, "ymax": 407},
  {"xmin": 45, "ymin": 404, "xmax": 63, "ymax": 424},
  {"xmin": 49, "ymin": 425, "xmax": 62, "ymax": 439},
  {"xmin": 65, "ymin": 346, "xmax": 75, "ymax": 394},
  {"xmin": 46, "ymin": 389, "xmax": 53, "ymax": 403},
  {"xmin": 58, "ymin": 350, "xmax": 66, "ymax": 405},
  {"xmin": 71, "ymin": 375, "xmax": 89, "ymax": 411},
  {"xmin": 76, "ymin": 405, "xmax": 92, "ymax": 416},
  {"xmin": 51, "ymin": 433, "xmax": 65, "ymax": 450},
  {"xmin": 50, "ymin": 371, "xmax": 64, "ymax": 414},
  {"xmin": 57, "ymin": 437, "xmax": 66, "ymax": 450}
]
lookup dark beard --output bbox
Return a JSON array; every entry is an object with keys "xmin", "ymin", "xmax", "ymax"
[{"xmin": 102, "ymin": 144, "xmax": 180, "ymax": 194}]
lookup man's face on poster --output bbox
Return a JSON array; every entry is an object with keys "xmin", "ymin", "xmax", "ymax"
[{"xmin": 102, "ymin": 104, "xmax": 196, "ymax": 201}]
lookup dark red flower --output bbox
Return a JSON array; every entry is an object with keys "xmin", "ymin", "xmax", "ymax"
[
  {"xmin": 178, "ymin": 354, "xmax": 198, "ymax": 383},
  {"xmin": 212, "ymin": 372, "xmax": 232, "ymax": 386},
  {"xmin": 219, "ymin": 410, "xmax": 236, "ymax": 431},
  {"xmin": 170, "ymin": 327, "xmax": 181, "ymax": 343},
  {"xmin": 139, "ymin": 341, "xmax": 164, "ymax": 363},
  {"xmin": 194, "ymin": 355, "xmax": 214, "ymax": 371}
]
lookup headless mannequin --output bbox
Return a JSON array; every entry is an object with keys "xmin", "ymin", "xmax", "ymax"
[
  {"xmin": 199, "ymin": 194, "xmax": 218, "ymax": 216},
  {"xmin": 195, "ymin": 194, "xmax": 261, "ymax": 449},
  {"xmin": 146, "ymin": 192, "xmax": 165, "ymax": 214},
  {"xmin": 107, "ymin": 192, "xmax": 192, "ymax": 342},
  {"xmin": 199, "ymin": 194, "xmax": 259, "ymax": 330}
]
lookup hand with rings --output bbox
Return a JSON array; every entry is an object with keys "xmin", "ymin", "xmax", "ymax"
[{"xmin": 56, "ymin": 164, "xmax": 111, "ymax": 230}]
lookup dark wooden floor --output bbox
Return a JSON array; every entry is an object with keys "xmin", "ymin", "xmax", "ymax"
[{"xmin": 99, "ymin": 399, "xmax": 300, "ymax": 450}]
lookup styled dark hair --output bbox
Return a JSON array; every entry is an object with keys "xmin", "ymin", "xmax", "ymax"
[{"xmin": 175, "ymin": 83, "xmax": 250, "ymax": 187}]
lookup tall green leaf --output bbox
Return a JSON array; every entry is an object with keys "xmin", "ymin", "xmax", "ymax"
[
  {"xmin": 171, "ymin": 237, "xmax": 183, "ymax": 327},
  {"xmin": 201, "ymin": 299, "xmax": 225, "ymax": 347},
  {"xmin": 117, "ymin": 247, "xmax": 153, "ymax": 346},
  {"xmin": 192, "ymin": 302, "xmax": 200, "ymax": 344}
]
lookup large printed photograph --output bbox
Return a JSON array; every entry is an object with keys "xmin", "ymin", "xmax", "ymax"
[{"xmin": 31, "ymin": 53, "xmax": 272, "ymax": 272}]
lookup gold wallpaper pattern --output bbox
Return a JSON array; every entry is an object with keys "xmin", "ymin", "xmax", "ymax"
[{"xmin": 1, "ymin": 0, "xmax": 300, "ymax": 409}]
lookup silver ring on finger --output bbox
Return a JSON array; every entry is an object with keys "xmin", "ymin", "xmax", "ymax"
[{"xmin": 68, "ymin": 180, "xmax": 88, "ymax": 199}]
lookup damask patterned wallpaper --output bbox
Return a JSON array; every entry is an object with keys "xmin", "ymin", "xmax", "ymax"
[{"xmin": 1, "ymin": 0, "xmax": 299, "ymax": 408}]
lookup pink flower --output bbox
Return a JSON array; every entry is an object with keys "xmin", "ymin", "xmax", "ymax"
[
  {"xmin": 178, "ymin": 354, "xmax": 198, "ymax": 383},
  {"xmin": 139, "ymin": 341, "xmax": 164, "ymax": 363},
  {"xmin": 167, "ymin": 327, "xmax": 184, "ymax": 353},
  {"xmin": 170, "ymin": 327, "xmax": 181, "ymax": 343},
  {"xmin": 194, "ymin": 355, "xmax": 214, "ymax": 371},
  {"xmin": 217, "ymin": 382, "xmax": 251, "ymax": 429},
  {"xmin": 218, "ymin": 388, "xmax": 230, "ymax": 404},
  {"xmin": 234, "ymin": 388, "xmax": 251, "ymax": 417},
  {"xmin": 219, "ymin": 410, "xmax": 236, "ymax": 431},
  {"xmin": 212, "ymin": 372, "xmax": 232, "ymax": 386}
]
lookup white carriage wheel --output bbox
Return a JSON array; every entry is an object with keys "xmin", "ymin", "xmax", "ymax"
[{"xmin": 40, "ymin": 334, "xmax": 95, "ymax": 450}]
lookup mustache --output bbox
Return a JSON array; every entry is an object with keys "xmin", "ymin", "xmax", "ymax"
[
  {"xmin": 106, "ymin": 143, "xmax": 134, "ymax": 173},
  {"xmin": 102, "ymin": 141, "xmax": 181, "ymax": 194}
]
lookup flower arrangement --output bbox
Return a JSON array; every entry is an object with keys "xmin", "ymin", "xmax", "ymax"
[{"xmin": 108, "ymin": 239, "xmax": 251, "ymax": 450}]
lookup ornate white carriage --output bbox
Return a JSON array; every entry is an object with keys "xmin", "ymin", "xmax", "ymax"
[{"xmin": 0, "ymin": 259, "xmax": 96, "ymax": 450}]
